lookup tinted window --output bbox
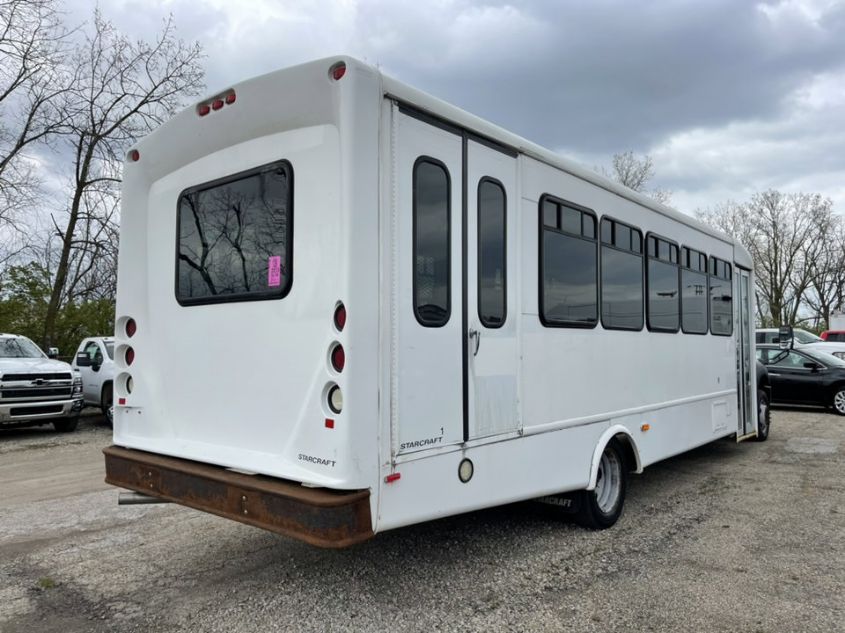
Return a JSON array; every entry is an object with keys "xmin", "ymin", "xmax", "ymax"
[
  {"xmin": 414, "ymin": 159, "xmax": 451, "ymax": 326},
  {"xmin": 177, "ymin": 161, "xmax": 292, "ymax": 305},
  {"xmin": 540, "ymin": 197, "xmax": 597, "ymax": 326},
  {"xmin": 600, "ymin": 218, "xmax": 643, "ymax": 330},
  {"xmin": 681, "ymin": 246, "xmax": 708, "ymax": 334},
  {"xmin": 478, "ymin": 179, "xmax": 506, "ymax": 327},
  {"xmin": 647, "ymin": 236, "xmax": 679, "ymax": 332},
  {"xmin": 709, "ymin": 257, "xmax": 733, "ymax": 335}
]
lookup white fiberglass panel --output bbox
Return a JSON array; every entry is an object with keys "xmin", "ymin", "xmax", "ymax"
[{"xmin": 114, "ymin": 125, "xmax": 360, "ymax": 487}]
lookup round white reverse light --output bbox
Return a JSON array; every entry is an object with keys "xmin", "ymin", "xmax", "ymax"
[
  {"xmin": 458, "ymin": 458, "xmax": 474, "ymax": 483},
  {"xmin": 328, "ymin": 385, "xmax": 343, "ymax": 414}
]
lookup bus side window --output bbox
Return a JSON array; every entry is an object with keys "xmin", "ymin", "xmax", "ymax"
[
  {"xmin": 709, "ymin": 256, "xmax": 733, "ymax": 336},
  {"xmin": 478, "ymin": 178, "xmax": 506, "ymax": 328},
  {"xmin": 539, "ymin": 196, "xmax": 598, "ymax": 328},
  {"xmin": 413, "ymin": 158, "xmax": 451, "ymax": 327},
  {"xmin": 646, "ymin": 235, "xmax": 680, "ymax": 332},
  {"xmin": 600, "ymin": 217, "xmax": 644, "ymax": 331}
]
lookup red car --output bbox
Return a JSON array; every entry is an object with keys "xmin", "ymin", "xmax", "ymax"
[{"xmin": 820, "ymin": 330, "xmax": 845, "ymax": 342}]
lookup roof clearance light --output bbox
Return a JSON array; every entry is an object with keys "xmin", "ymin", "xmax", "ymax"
[
  {"xmin": 198, "ymin": 104, "xmax": 210, "ymax": 116},
  {"xmin": 334, "ymin": 303, "xmax": 346, "ymax": 332},
  {"xmin": 225, "ymin": 92, "xmax": 236, "ymax": 104},
  {"xmin": 211, "ymin": 99, "xmax": 224, "ymax": 111},
  {"xmin": 126, "ymin": 318, "xmax": 137, "ymax": 338},
  {"xmin": 330, "ymin": 62, "xmax": 346, "ymax": 81},
  {"xmin": 128, "ymin": 149, "xmax": 140, "ymax": 162}
]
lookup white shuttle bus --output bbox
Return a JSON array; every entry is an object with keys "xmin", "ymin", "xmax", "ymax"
[{"xmin": 105, "ymin": 57, "xmax": 763, "ymax": 547}]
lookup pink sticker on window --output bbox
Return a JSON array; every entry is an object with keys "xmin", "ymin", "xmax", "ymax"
[{"xmin": 268, "ymin": 256, "xmax": 282, "ymax": 287}]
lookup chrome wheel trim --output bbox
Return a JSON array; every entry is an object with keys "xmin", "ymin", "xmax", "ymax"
[
  {"xmin": 834, "ymin": 390, "xmax": 845, "ymax": 414},
  {"xmin": 594, "ymin": 449, "xmax": 622, "ymax": 514}
]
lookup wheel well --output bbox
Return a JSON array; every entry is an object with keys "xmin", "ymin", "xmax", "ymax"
[
  {"xmin": 613, "ymin": 433, "xmax": 640, "ymax": 473},
  {"xmin": 101, "ymin": 381, "xmax": 113, "ymax": 403}
]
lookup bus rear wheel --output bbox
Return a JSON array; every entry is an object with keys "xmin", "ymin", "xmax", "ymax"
[{"xmin": 575, "ymin": 440, "xmax": 627, "ymax": 529}]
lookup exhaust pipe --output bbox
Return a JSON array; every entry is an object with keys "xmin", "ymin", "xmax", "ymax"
[{"xmin": 118, "ymin": 491, "xmax": 172, "ymax": 505}]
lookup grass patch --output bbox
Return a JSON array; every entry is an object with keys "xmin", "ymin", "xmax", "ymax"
[{"xmin": 37, "ymin": 577, "xmax": 56, "ymax": 589}]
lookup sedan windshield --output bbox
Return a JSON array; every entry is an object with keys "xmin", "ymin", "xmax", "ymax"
[{"xmin": 0, "ymin": 337, "xmax": 45, "ymax": 359}]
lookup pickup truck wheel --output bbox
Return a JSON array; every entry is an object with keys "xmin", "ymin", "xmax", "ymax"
[
  {"xmin": 102, "ymin": 384, "xmax": 113, "ymax": 426},
  {"xmin": 53, "ymin": 417, "xmax": 79, "ymax": 433}
]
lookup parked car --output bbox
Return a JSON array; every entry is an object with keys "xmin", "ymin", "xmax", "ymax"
[
  {"xmin": 0, "ymin": 333, "xmax": 84, "ymax": 432},
  {"xmin": 755, "ymin": 327, "xmax": 845, "ymax": 359},
  {"xmin": 756, "ymin": 344, "xmax": 845, "ymax": 415},
  {"xmin": 820, "ymin": 330, "xmax": 845, "ymax": 342},
  {"xmin": 71, "ymin": 337, "xmax": 115, "ymax": 425}
]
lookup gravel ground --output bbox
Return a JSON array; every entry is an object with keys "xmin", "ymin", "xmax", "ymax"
[{"xmin": 1, "ymin": 408, "xmax": 843, "ymax": 633}]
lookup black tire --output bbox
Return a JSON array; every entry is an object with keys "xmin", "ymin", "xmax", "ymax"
[
  {"xmin": 102, "ymin": 382, "xmax": 113, "ymax": 427},
  {"xmin": 832, "ymin": 386, "xmax": 845, "ymax": 416},
  {"xmin": 53, "ymin": 417, "xmax": 79, "ymax": 433},
  {"xmin": 574, "ymin": 439, "xmax": 628, "ymax": 529},
  {"xmin": 755, "ymin": 389, "xmax": 770, "ymax": 441}
]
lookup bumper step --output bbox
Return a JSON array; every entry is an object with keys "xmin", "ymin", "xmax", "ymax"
[{"xmin": 103, "ymin": 445, "xmax": 373, "ymax": 548}]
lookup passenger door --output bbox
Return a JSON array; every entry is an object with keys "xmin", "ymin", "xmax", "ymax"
[
  {"xmin": 766, "ymin": 350, "xmax": 820, "ymax": 404},
  {"xmin": 393, "ymin": 107, "xmax": 464, "ymax": 454},
  {"xmin": 465, "ymin": 140, "xmax": 520, "ymax": 438}
]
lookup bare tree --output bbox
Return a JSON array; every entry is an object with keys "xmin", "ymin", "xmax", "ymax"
[
  {"xmin": 602, "ymin": 151, "xmax": 672, "ymax": 205},
  {"xmin": 41, "ymin": 10, "xmax": 203, "ymax": 347},
  {"xmin": 697, "ymin": 191, "xmax": 834, "ymax": 326},
  {"xmin": 0, "ymin": 0, "xmax": 72, "ymax": 259}
]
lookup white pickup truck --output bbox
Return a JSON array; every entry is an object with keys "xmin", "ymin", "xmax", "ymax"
[
  {"xmin": 72, "ymin": 337, "xmax": 115, "ymax": 425},
  {"xmin": 0, "ymin": 333, "xmax": 84, "ymax": 432}
]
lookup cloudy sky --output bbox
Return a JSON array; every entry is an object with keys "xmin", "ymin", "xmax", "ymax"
[{"xmin": 63, "ymin": 0, "xmax": 845, "ymax": 214}]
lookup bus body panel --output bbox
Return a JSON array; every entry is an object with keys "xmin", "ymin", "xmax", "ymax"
[
  {"xmin": 115, "ymin": 59, "xmax": 383, "ymax": 492},
  {"xmin": 108, "ymin": 56, "xmax": 758, "ymax": 544}
]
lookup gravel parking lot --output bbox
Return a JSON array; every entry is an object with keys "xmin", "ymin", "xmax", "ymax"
[{"xmin": 1, "ymin": 408, "xmax": 843, "ymax": 633}]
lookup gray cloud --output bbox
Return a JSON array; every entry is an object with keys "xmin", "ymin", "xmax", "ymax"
[{"xmin": 50, "ymin": 1, "xmax": 845, "ymax": 212}]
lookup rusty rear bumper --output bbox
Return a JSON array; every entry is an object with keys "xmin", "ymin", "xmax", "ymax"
[{"xmin": 103, "ymin": 445, "xmax": 373, "ymax": 548}]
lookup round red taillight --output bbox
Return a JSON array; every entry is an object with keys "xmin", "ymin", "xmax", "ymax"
[
  {"xmin": 331, "ymin": 344, "xmax": 345, "ymax": 373},
  {"xmin": 125, "ymin": 347, "xmax": 135, "ymax": 366},
  {"xmin": 334, "ymin": 303, "xmax": 346, "ymax": 331},
  {"xmin": 125, "ymin": 318, "xmax": 136, "ymax": 338},
  {"xmin": 330, "ymin": 62, "xmax": 346, "ymax": 81}
]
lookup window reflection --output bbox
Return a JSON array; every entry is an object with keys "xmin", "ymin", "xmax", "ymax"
[{"xmin": 177, "ymin": 163, "xmax": 292, "ymax": 304}]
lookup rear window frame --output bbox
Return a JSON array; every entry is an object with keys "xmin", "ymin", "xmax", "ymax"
[{"xmin": 174, "ymin": 159, "xmax": 294, "ymax": 307}]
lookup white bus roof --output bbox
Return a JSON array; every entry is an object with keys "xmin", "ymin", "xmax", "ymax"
[{"xmin": 185, "ymin": 55, "xmax": 752, "ymax": 268}]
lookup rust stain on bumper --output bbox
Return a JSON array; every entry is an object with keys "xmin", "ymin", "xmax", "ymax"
[{"xmin": 103, "ymin": 445, "xmax": 373, "ymax": 548}]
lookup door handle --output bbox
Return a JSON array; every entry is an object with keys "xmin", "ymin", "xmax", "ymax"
[{"xmin": 468, "ymin": 329, "xmax": 481, "ymax": 356}]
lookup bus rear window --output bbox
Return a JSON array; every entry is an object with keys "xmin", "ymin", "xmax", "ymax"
[{"xmin": 176, "ymin": 161, "xmax": 293, "ymax": 305}]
